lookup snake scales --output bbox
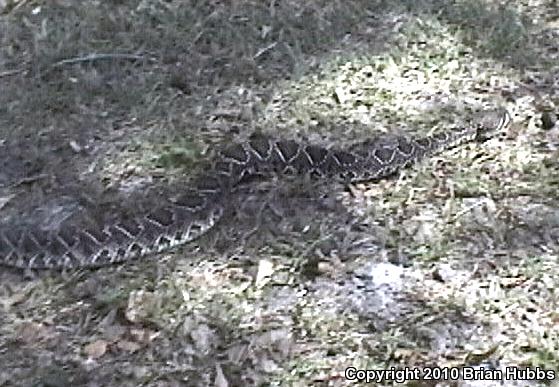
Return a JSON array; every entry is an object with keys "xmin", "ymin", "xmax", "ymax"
[{"xmin": 0, "ymin": 109, "xmax": 511, "ymax": 269}]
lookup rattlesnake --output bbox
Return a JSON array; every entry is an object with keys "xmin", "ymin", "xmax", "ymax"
[{"xmin": 0, "ymin": 109, "xmax": 511, "ymax": 269}]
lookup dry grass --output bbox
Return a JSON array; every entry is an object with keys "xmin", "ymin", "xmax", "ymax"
[{"xmin": 1, "ymin": 0, "xmax": 558, "ymax": 386}]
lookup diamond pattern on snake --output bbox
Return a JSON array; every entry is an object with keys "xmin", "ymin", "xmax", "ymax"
[{"xmin": 0, "ymin": 109, "xmax": 511, "ymax": 269}]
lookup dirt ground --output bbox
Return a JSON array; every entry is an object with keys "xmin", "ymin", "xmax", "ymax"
[{"xmin": 0, "ymin": 0, "xmax": 558, "ymax": 386}]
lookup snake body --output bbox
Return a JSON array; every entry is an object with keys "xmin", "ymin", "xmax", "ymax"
[{"xmin": 0, "ymin": 109, "xmax": 511, "ymax": 269}]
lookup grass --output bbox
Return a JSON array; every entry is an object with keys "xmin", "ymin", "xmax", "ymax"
[{"xmin": 1, "ymin": 0, "xmax": 559, "ymax": 386}]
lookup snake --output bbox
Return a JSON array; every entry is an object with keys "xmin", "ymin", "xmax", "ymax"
[{"xmin": 0, "ymin": 109, "xmax": 511, "ymax": 269}]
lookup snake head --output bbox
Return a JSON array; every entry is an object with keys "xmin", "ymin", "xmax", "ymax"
[{"xmin": 473, "ymin": 108, "xmax": 512, "ymax": 141}]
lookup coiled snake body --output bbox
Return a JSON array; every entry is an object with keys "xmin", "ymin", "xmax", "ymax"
[{"xmin": 0, "ymin": 109, "xmax": 511, "ymax": 269}]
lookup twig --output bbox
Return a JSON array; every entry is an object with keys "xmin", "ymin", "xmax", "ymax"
[
  {"xmin": 253, "ymin": 42, "xmax": 277, "ymax": 60},
  {"xmin": 1, "ymin": 0, "xmax": 30, "ymax": 15},
  {"xmin": 51, "ymin": 53, "xmax": 147, "ymax": 68},
  {"xmin": 15, "ymin": 173, "xmax": 49, "ymax": 186},
  {"xmin": 0, "ymin": 68, "xmax": 25, "ymax": 78}
]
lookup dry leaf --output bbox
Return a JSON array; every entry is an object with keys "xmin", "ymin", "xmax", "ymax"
[
  {"xmin": 117, "ymin": 340, "xmax": 141, "ymax": 353},
  {"xmin": 255, "ymin": 259, "xmax": 274, "ymax": 287},
  {"xmin": 215, "ymin": 364, "xmax": 229, "ymax": 387},
  {"xmin": 84, "ymin": 339, "xmax": 108, "ymax": 359},
  {"xmin": 130, "ymin": 328, "xmax": 160, "ymax": 343},
  {"xmin": 17, "ymin": 322, "xmax": 51, "ymax": 343}
]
